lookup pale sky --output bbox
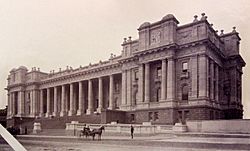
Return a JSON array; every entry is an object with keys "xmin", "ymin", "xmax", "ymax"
[{"xmin": 0, "ymin": 0, "xmax": 249, "ymax": 118}]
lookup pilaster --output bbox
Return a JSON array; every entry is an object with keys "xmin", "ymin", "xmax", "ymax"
[
  {"xmin": 144, "ymin": 63, "xmax": 150, "ymax": 103},
  {"xmin": 17, "ymin": 91, "xmax": 25, "ymax": 116},
  {"xmin": 166, "ymin": 58, "xmax": 176, "ymax": 101},
  {"xmin": 198, "ymin": 55, "xmax": 208, "ymax": 98},
  {"xmin": 161, "ymin": 59, "xmax": 167, "ymax": 100}
]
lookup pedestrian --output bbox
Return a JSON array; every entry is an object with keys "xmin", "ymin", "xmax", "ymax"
[{"xmin": 130, "ymin": 125, "xmax": 134, "ymax": 139}]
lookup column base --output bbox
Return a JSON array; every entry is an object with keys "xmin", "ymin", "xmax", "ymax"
[
  {"xmin": 108, "ymin": 106, "xmax": 114, "ymax": 110},
  {"xmin": 16, "ymin": 113, "xmax": 25, "ymax": 117},
  {"xmin": 30, "ymin": 113, "xmax": 37, "ymax": 118},
  {"xmin": 45, "ymin": 112, "xmax": 51, "ymax": 118},
  {"xmin": 53, "ymin": 112, "xmax": 59, "ymax": 117},
  {"xmin": 39, "ymin": 113, "xmax": 45, "ymax": 117},
  {"xmin": 76, "ymin": 109, "xmax": 84, "ymax": 116},
  {"xmin": 68, "ymin": 110, "xmax": 76, "ymax": 116},
  {"xmin": 97, "ymin": 108, "xmax": 103, "ymax": 113},
  {"xmin": 60, "ymin": 111, "xmax": 67, "ymax": 117},
  {"xmin": 86, "ymin": 109, "xmax": 93, "ymax": 115}
]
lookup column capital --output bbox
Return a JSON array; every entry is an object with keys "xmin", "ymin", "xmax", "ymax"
[
  {"xmin": 162, "ymin": 58, "xmax": 167, "ymax": 62},
  {"xmin": 161, "ymin": 58, "xmax": 167, "ymax": 101},
  {"xmin": 144, "ymin": 62, "xmax": 150, "ymax": 102}
]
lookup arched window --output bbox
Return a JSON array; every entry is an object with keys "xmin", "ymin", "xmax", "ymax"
[{"xmin": 182, "ymin": 85, "xmax": 189, "ymax": 101}]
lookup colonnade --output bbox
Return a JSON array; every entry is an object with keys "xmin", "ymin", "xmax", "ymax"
[{"xmin": 39, "ymin": 75, "xmax": 115, "ymax": 117}]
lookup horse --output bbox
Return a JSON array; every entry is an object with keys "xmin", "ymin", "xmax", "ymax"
[{"xmin": 90, "ymin": 126, "xmax": 105, "ymax": 140}]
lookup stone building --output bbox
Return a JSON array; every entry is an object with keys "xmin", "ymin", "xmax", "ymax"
[{"xmin": 6, "ymin": 13, "xmax": 245, "ymax": 125}]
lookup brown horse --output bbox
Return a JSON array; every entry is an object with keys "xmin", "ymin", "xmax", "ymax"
[{"xmin": 90, "ymin": 126, "xmax": 105, "ymax": 140}]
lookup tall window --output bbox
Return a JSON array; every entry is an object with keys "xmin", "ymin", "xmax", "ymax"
[
  {"xmin": 156, "ymin": 88, "xmax": 161, "ymax": 102},
  {"xmin": 130, "ymin": 114, "xmax": 135, "ymax": 122},
  {"xmin": 157, "ymin": 67, "xmax": 162, "ymax": 77},
  {"xmin": 148, "ymin": 112, "xmax": 153, "ymax": 121},
  {"xmin": 182, "ymin": 62, "xmax": 188, "ymax": 72},
  {"xmin": 154, "ymin": 112, "xmax": 159, "ymax": 121},
  {"xmin": 114, "ymin": 98, "xmax": 119, "ymax": 109},
  {"xmin": 115, "ymin": 83, "xmax": 119, "ymax": 92},
  {"xmin": 134, "ymin": 70, "xmax": 138, "ymax": 81},
  {"xmin": 182, "ymin": 85, "xmax": 189, "ymax": 101}
]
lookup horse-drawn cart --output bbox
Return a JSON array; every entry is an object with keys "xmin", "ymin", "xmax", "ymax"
[{"xmin": 78, "ymin": 126, "xmax": 105, "ymax": 140}]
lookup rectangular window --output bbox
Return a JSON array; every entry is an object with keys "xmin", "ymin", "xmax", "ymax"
[
  {"xmin": 148, "ymin": 112, "xmax": 153, "ymax": 121},
  {"xmin": 156, "ymin": 88, "xmax": 161, "ymax": 102},
  {"xmin": 182, "ymin": 62, "xmax": 188, "ymax": 72},
  {"xmin": 115, "ymin": 83, "xmax": 119, "ymax": 92},
  {"xmin": 28, "ymin": 92, "xmax": 31, "ymax": 100},
  {"xmin": 131, "ymin": 114, "xmax": 135, "ymax": 122},
  {"xmin": 134, "ymin": 70, "xmax": 138, "ymax": 81},
  {"xmin": 154, "ymin": 112, "xmax": 159, "ymax": 121},
  {"xmin": 157, "ymin": 67, "xmax": 162, "ymax": 77}
]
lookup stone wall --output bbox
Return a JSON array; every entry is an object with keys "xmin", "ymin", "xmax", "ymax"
[
  {"xmin": 187, "ymin": 119, "xmax": 250, "ymax": 133},
  {"xmin": 126, "ymin": 108, "xmax": 177, "ymax": 124},
  {"xmin": 101, "ymin": 110, "xmax": 126, "ymax": 124}
]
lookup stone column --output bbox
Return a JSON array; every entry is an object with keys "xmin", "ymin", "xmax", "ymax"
[
  {"xmin": 121, "ymin": 71, "xmax": 127, "ymax": 106},
  {"xmin": 215, "ymin": 64, "xmax": 219, "ymax": 102},
  {"xmin": 30, "ymin": 91, "xmax": 33, "ymax": 116},
  {"xmin": 45, "ymin": 88, "xmax": 51, "ymax": 117},
  {"xmin": 53, "ymin": 87, "xmax": 58, "ymax": 116},
  {"xmin": 198, "ymin": 55, "xmax": 207, "ymax": 98},
  {"xmin": 108, "ymin": 75, "xmax": 114, "ymax": 109},
  {"xmin": 9, "ymin": 93, "xmax": 13, "ymax": 116},
  {"xmin": 68, "ymin": 83, "xmax": 75, "ymax": 116},
  {"xmin": 17, "ymin": 91, "xmax": 25, "ymax": 116},
  {"xmin": 7, "ymin": 93, "xmax": 10, "ymax": 117},
  {"xmin": 167, "ymin": 58, "xmax": 176, "ymax": 100},
  {"xmin": 210, "ymin": 61, "xmax": 214, "ymax": 100},
  {"xmin": 65, "ymin": 86, "xmax": 69, "ymax": 113},
  {"xmin": 191, "ymin": 55, "xmax": 198, "ymax": 98},
  {"xmin": 77, "ymin": 81, "xmax": 84, "ymax": 115},
  {"xmin": 39, "ymin": 89, "xmax": 44, "ymax": 117},
  {"xmin": 32, "ymin": 90, "xmax": 38, "ymax": 116},
  {"xmin": 60, "ymin": 85, "xmax": 66, "ymax": 116},
  {"xmin": 126, "ymin": 70, "xmax": 132, "ymax": 106},
  {"xmin": 97, "ymin": 77, "xmax": 103, "ymax": 113},
  {"xmin": 138, "ymin": 64, "xmax": 144, "ymax": 103},
  {"xmin": 87, "ymin": 79, "xmax": 93, "ymax": 114},
  {"xmin": 144, "ymin": 63, "xmax": 150, "ymax": 102},
  {"xmin": 12, "ymin": 93, "xmax": 16, "ymax": 116},
  {"xmin": 161, "ymin": 59, "xmax": 167, "ymax": 100}
]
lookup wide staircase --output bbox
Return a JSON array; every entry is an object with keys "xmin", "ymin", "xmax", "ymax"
[
  {"xmin": 35, "ymin": 114, "xmax": 101, "ymax": 129},
  {"xmin": 19, "ymin": 114, "xmax": 101, "ymax": 132}
]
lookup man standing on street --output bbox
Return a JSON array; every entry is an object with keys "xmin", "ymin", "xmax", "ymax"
[{"xmin": 130, "ymin": 125, "xmax": 134, "ymax": 139}]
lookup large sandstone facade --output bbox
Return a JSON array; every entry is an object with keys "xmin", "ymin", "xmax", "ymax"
[{"xmin": 6, "ymin": 13, "xmax": 245, "ymax": 124}]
